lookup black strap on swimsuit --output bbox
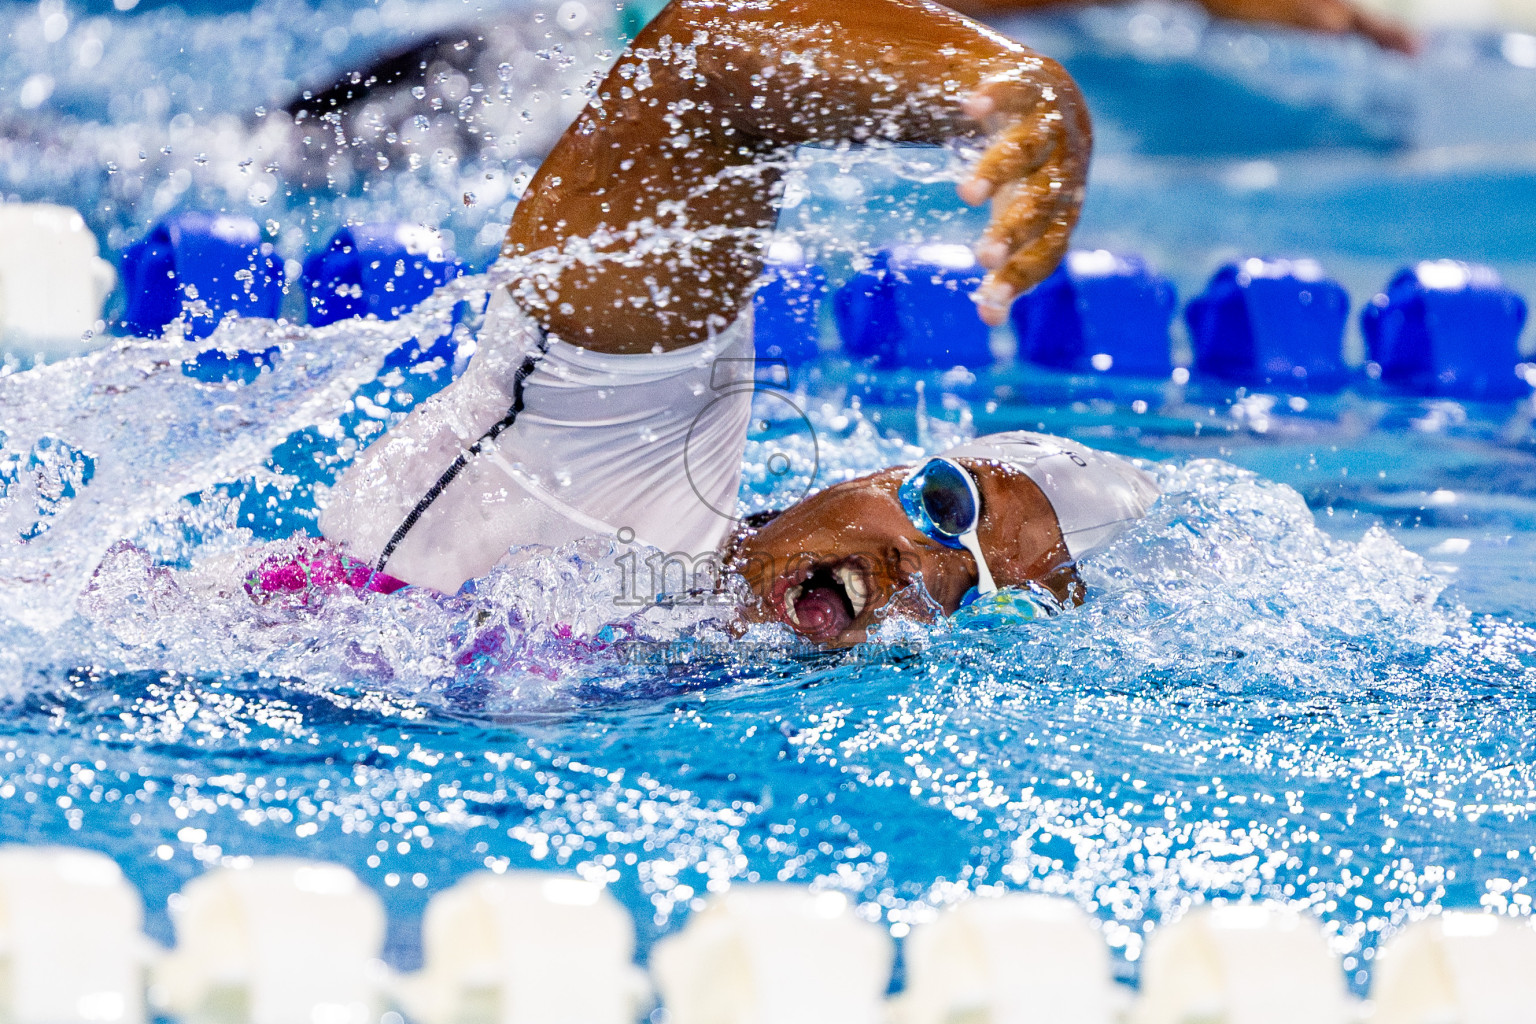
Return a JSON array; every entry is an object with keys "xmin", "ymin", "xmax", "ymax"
[{"xmin": 374, "ymin": 338, "xmax": 550, "ymax": 574}]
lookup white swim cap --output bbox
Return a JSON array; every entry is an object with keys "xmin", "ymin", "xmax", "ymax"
[{"xmin": 939, "ymin": 431, "xmax": 1159, "ymax": 560}]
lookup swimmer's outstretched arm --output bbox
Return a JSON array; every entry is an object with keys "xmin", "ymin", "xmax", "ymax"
[
  {"xmin": 949, "ymin": 0, "xmax": 1415, "ymax": 53},
  {"xmin": 504, "ymin": 0, "xmax": 1090, "ymax": 352}
]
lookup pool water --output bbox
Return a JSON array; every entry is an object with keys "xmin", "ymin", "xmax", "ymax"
[{"xmin": 2, "ymin": 0, "xmax": 1536, "ymax": 992}]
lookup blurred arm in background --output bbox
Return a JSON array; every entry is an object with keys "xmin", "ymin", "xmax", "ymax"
[{"xmin": 948, "ymin": 0, "xmax": 1417, "ymax": 54}]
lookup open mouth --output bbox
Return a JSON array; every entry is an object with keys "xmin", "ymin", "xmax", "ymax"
[{"xmin": 769, "ymin": 558, "xmax": 872, "ymax": 642}]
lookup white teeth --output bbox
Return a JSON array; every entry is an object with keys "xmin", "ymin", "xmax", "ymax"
[
  {"xmin": 835, "ymin": 566, "xmax": 868, "ymax": 618},
  {"xmin": 784, "ymin": 584, "xmax": 803, "ymax": 626}
]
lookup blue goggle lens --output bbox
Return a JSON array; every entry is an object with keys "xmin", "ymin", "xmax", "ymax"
[
  {"xmin": 918, "ymin": 459, "xmax": 976, "ymax": 537},
  {"xmin": 900, "ymin": 457, "xmax": 999, "ymax": 601},
  {"xmin": 900, "ymin": 458, "xmax": 980, "ymax": 549}
]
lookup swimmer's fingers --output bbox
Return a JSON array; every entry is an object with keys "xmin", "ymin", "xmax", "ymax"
[
  {"xmin": 976, "ymin": 216, "xmax": 1074, "ymax": 326},
  {"xmin": 961, "ymin": 73, "xmax": 1044, "ymax": 130},
  {"xmin": 974, "ymin": 179, "xmax": 1052, "ymax": 273},
  {"xmin": 958, "ymin": 74, "xmax": 1047, "ymax": 205},
  {"xmin": 1349, "ymin": 3, "xmax": 1418, "ymax": 54},
  {"xmin": 973, "ymin": 173, "xmax": 1079, "ymax": 325},
  {"xmin": 959, "ymin": 118, "xmax": 1054, "ymax": 207},
  {"xmin": 1288, "ymin": 0, "xmax": 1418, "ymax": 52},
  {"xmin": 959, "ymin": 61, "xmax": 1090, "ymax": 324}
]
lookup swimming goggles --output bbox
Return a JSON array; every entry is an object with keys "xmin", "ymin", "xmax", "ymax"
[{"xmin": 898, "ymin": 457, "xmax": 998, "ymax": 602}]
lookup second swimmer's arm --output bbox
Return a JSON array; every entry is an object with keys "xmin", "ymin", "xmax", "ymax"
[
  {"xmin": 504, "ymin": 0, "xmax": 1091, "ymax": 353},
  {"xmin": 945, "ymin": 0, "xmax": 1416, "ymax": 54}
]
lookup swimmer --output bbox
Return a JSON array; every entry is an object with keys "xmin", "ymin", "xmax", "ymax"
[{"xmin": 316, "ymin": 0, "xmax": 1158, "ymax": 646}]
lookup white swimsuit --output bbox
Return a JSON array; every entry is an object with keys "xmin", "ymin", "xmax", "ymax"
[{"xmin": 320, "ymin": 296, "xmax": 755, "ymax": 593}]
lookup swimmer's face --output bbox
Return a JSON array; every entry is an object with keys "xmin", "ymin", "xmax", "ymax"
[{"xmin": 727, "ymin": 460, "xmax": 1080, "ymax": 647}]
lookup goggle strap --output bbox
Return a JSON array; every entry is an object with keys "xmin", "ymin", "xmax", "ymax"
[{"xmin": 957, "ymin": 528, "xmax": 997, "ymax": 599}]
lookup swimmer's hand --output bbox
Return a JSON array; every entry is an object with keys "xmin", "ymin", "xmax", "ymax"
[
  {"xmin": 960, "ymin": 73, "xmax": 1091, "ymax": 327},
  {"xmin": 511, "ymin": 0, "xmax": 1094, "ymax": 349}
]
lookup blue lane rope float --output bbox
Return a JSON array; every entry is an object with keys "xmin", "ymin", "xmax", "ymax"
[
  {"xmin": 1185, "ymin": 257, "xmax": 1351, "ymax": 392},
  {"xmin": 302, "ymin": 223, "xmax": 463, "ymax": 327},
  {"xmin": 303, "ymin": 223, "xmax": 466, "ymax": 371},
  {"xmin": 834, "ymin": 245, "xmax": 993, "ymax": 370},
  {"xmin": 753, "ymin": 254, "xmax": 828, "ymax": 367},
  {"xmin": 1011, "ymin": 249, "xmax": 1177, "ymax": 377},
  {"xmin": 1362, "ymin": 260, "xmax": 1531, "ymax": 400},
  {"xmin": 120, "ymin": 212, "xmax": 284, "ymax": 342},
  {"xmin": 110, "ymin": 219, "xmax": 1531, "ymax": 401}
]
